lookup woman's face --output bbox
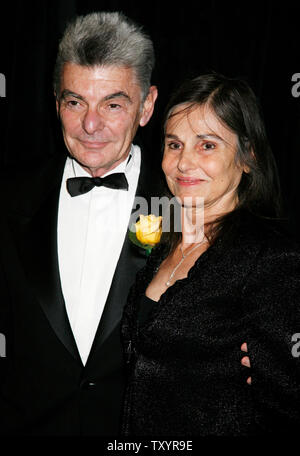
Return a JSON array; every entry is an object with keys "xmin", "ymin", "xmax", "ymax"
[{"xmin": 162, "ymin": 104, "xmax": 246, "ymax": 215}]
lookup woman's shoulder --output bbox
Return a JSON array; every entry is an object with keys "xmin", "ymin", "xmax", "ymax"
[
  {"xmin": 232, "ymin": 212, "xmax": 300, "ymax": 282},
  {"xmin": 236, "ymin": 210, "xmax": 300, "ymax": 254}
]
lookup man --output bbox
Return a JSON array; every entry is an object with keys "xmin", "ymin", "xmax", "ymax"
[{"xmin": 0, "ymin": 12, "xmax": 161, "ymax": 435}]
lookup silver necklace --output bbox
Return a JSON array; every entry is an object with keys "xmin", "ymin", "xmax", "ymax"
[{"xmin": 165, "ymin": 238, "xmax": 208, "ymax": 287}]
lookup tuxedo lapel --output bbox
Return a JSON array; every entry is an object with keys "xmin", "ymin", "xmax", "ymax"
[
  {"xmin": 87, "ymin": 234, "xmax": 146, "ymax": 358},
  {"xmin": 86, "ymin": 145, "xmax": 165, "ymax": 365},
  {"xmin": 6, "ymin": 154, "xmax": 82, "ymax": 364}
]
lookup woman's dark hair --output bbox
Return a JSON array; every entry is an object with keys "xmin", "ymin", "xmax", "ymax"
[{"xmin": 161, "ymin": 73, "xmax": 283, "ymax": 250}]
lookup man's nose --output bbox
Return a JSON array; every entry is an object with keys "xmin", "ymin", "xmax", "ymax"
[{"xmin": 82, "ymin": 108, "xmax": 105, "ymax": 134}]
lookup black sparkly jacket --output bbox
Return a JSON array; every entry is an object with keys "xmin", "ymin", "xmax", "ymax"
[{"xmin": 121, "ymin": 211, "xmax": 300, "ymax": 436}]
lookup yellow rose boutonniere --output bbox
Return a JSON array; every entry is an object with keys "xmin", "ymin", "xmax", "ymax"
[
  {"xmin": 129, "ymin": 214, "xmax": 162, "ymax": 255},
  {"xmin": 136, "ymin": 214, "xmax": 162, "ymax": 245}
]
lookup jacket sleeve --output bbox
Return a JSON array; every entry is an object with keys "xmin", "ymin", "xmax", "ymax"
[
  {"xmin": 243, "ymin": 244, "xmax": 300, "ymax": 433},
  {"xmin": 0, "ymin": 256, "xmax": 11, "ymax": 387}
]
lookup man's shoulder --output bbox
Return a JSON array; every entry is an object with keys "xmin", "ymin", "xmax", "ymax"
[{"xmin": 0, "ymin": 153, "xmax": 67, "ymax": 215}]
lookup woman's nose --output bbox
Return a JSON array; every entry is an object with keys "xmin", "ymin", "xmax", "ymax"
[
  {"xmin": 82, "ymin": 109, "xmax": 105, "ymax": 135},
  {"xmin": 177, "ymin": 148, "xmax": 197, "ymax": 173}
]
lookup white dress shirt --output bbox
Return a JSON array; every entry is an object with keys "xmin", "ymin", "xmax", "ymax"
[{"xmin": 57, "ymin": 144, "xmax": 141, "ymax": 365}]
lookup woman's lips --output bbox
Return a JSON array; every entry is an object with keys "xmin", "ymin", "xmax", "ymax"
[{"xmin": 176, "ymin": 177, "xmax": 207, "ymax": 186}]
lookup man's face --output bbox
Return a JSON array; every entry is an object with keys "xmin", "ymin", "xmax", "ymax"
[{"xmin": 56, "ymin": 63, "xmax": 157, "ymax": 176}]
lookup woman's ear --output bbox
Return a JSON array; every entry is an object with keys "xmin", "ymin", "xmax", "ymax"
[
  {"xmin": 243, "ymin": 148, "xmax": 256, "ymax": 174},
  {"xmin": 139, "ymin": 86, "xmax": 158, "ymax": 127}
]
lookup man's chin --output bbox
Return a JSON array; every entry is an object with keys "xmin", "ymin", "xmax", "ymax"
[{"xmin": 67, "ymin": 154, "xmax": 103, "ymax": 175}]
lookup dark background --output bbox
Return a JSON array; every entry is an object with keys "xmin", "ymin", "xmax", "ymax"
[{"xmin": 1, "ymin": 0, "xmax": 300, "ymax": 232}]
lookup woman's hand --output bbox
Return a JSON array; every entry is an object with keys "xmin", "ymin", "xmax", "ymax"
[{"xmin": 241, "ymin": 342, "xmax": 252, "ymax": 385}]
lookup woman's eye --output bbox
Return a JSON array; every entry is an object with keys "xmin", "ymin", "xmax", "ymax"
[{"xmin": 202, "ymin": 142, "xmax": 216, "ymax": 150}]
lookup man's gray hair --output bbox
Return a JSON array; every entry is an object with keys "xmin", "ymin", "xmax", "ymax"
[{"xmin": 53, "ymin": 11, "xmax": 155, "ymax": 101}]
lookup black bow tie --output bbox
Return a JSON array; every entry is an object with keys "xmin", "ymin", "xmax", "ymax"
[{"xmin": 67, "ymin": 173, "xmax": 129, "ymax": 197}]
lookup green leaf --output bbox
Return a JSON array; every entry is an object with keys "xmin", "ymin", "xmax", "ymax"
[{"xmin": 128, "ymin": 227, "xmax": 153, "ymax": 252}]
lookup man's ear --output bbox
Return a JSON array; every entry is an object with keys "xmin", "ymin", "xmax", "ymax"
[
  {"xmin": 139, "ymin": 86, "xmax": 158, "ymax": 127},
  {"xmin": 55, "ymin": 92, "xmax": 60, "ymax": 117}
]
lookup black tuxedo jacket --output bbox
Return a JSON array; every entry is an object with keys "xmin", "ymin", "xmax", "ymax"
[{"xmin": 0, "ymin": 146, "xmax": 164, "ymax": 435}]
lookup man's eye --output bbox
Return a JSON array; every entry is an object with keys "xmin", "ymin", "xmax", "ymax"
[
  {"xmin": 167, "ymin": 142, "xmax": 181, "ymax": 150},
  {"xmin": 108, "ymin": 103, "xmax": 121, "ymax": 110},
  {"xmin": 66, "ymin": 100, "xmax": 81, "ymax": 108}
]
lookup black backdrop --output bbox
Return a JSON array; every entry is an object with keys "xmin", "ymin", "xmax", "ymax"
[{"xmin": 1, "ymin": 0, "xmax": 300, "ymax": 232}]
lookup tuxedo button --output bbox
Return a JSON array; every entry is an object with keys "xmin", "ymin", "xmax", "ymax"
[{"xmin": 80, "ymin": 380, "xmax": 97, "ymax": 389}]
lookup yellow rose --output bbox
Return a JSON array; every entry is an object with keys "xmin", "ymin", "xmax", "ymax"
[{"xmin": 135, "ymin": 214, "xmax": 162, "ymax": 246}]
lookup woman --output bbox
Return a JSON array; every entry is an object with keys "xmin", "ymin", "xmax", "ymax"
[{"xmin": 121, "ymin": 74, "xmax": 300, "ymax": 435}]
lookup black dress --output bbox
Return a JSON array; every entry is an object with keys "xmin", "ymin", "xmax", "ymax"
[{"xmin": 121, "ymin": 211, "xmax": 300, "ymax": 436}]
